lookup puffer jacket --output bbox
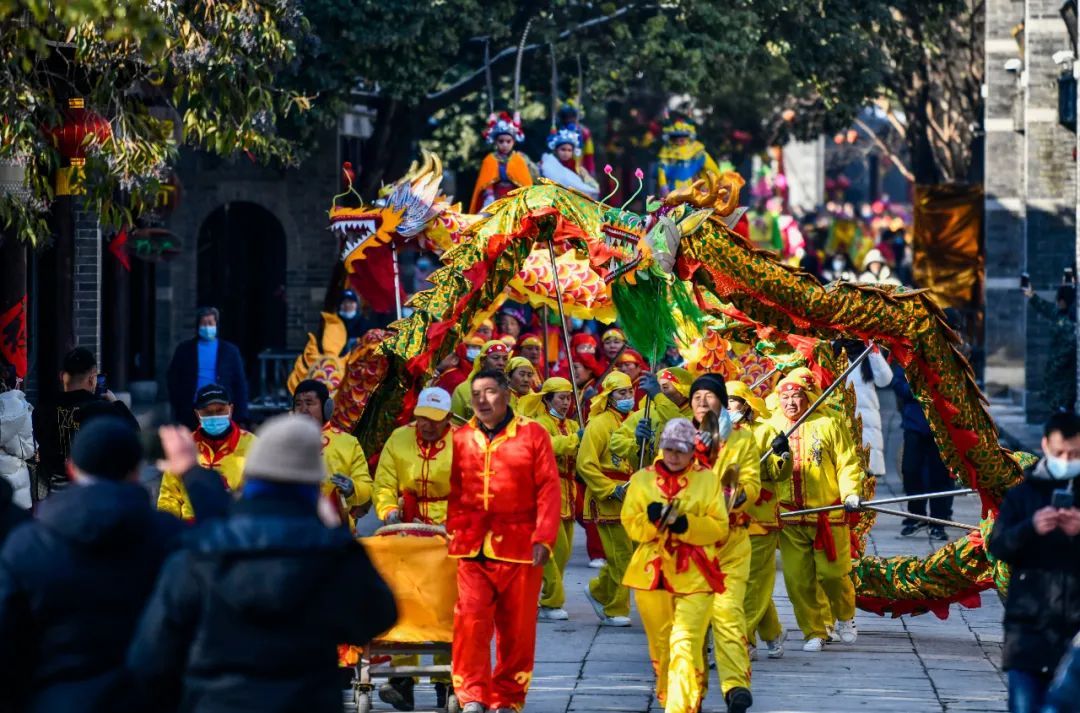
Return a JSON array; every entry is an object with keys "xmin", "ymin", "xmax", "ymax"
[
  {"xmin": 845, "ymin": 351, "xmax": 893, "ymax": 475},
  {"xmin": 988, "ymin": 460, "xmax": 1080, "ymax": 675},
  {"xmin": 0, "ymin": 389, "xmax": 35, "ymax": 509}
]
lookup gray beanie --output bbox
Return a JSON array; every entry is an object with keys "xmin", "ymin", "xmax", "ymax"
[
  {"xmin": 243, "ymin": 414, "xmax": 327, "ymax": 484},
  {"xmin": 658, "ymin": 417, "xmax": 697, "ymax": 454}
]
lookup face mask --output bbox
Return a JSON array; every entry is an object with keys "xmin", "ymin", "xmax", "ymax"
[
  {"xmin": 198, "ymin": 325, "xmax": 217, "ymax": 341},
  {"xmin": 716, "ymin": 408, "xmax": 733, "ymax": 441},
  {"xmin": 465, "ymin": 347, "xmax": 481, "ymax": 361},
  {"xmin": 200, "ymin": 415, "xmax": 230, "ymax": 437},
  {"xmin": 831, "ymin": 258, "xmax": 845, "ymax": 272},
  {"xmin": 1046, "ymin": 456, "xmax": 1080, "ymax": 480},
  {"xmin": 728, "ymin": 409, "xmax": 744, "ymax": 425},
  {"xmin": 614, "ymin": 398, "xmax": 634, "ymax": 414},
  {"xmin": 339, "ymin": 310, "xmax": 358, "ymax": 320},
  {"xmin": 548, "ymin": 407, "xmax": 564, "ymax": 420},
  {"xmin": 571, "ymin": 318, "xmax": 585, "ymax": 330}
]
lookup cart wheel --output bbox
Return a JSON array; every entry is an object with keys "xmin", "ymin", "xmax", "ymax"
[
  {"xmin": 447, "ymin": 693, "xmax": 461, "ymax": 713},
  {"xmin": 355, "ymin": 690, "xmax": 371, "ymax": 713}
]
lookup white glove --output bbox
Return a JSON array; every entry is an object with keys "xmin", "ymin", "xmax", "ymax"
[
  {"xmin": 843, "ymin": 494, "xmax": 861, "ymax": 512},
  {"xmin": 385, "ymin": 509, "xmax": 402, "ymax": 525}
]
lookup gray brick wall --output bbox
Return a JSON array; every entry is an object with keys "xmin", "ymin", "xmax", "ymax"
[{"xmin": 72, "ymin": 202, "xmax": 100, "ymax": 358}]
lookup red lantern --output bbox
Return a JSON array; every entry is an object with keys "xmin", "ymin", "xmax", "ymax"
[{"xmin": 47, "ymin": 98, "xmax": 112, "ymax": 195}]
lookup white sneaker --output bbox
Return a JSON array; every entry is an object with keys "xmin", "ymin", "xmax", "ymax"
[
  {"xmin": 601, "ymin": 615, "xmax": 631, "ymax": 627},
  {"xmin": 826, "ymin": 623, "xmax": 839, "ymax": 643},
  {"xmin": 747, "ymin": 643, "xmax": 759, "ymax": 661},
  {"xmin": 538, "ymin": 606, "xmax": 569, "ymax": 621},
  {"xmin": 802, "ymin": 637, "xmax": 825, "ymax": 652},
  {"xmin": 836, "ymin": 618, "xmax": 857, "ymax": 644},
  {"xmin": 588, "ymin": 558, "xmax": 606, "ymax": 569},
  {"xmin": 765, "ymin": 630, "xmax": 786, "ymax": 659},
  {"xmin": 462, "ymin": 703, "xmax": 486, "ymax": 713},
  {"xmin": 584, "ymin": 585, "xmax": 607, "ymax": 622}
]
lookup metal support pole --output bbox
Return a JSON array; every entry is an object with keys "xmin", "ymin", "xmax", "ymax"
[
  {"xmin": 390, "ymin": 241, "xmax": 403, "ymax": 321},
  {"xmin": 546, "ymin": 238, "xmax": 582, "ymax": 418},
  {"xmin": 780, "ymin": 488, "xmax": 976, "ymax": 518}
]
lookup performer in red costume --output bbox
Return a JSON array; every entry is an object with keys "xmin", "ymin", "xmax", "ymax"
[{"xmin": 447, "ymin": 369, "xmax": 560, "ymax": 713}]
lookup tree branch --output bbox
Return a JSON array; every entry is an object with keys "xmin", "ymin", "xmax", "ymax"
[{"xmin": 853, "ymin": 116, "xmax": 915, "ymax": 182}]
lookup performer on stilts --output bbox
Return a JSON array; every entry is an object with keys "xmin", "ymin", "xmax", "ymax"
[
  {"xmin": 656, "ymin": 115, "xmax": 720, "ymax": 199},
  {"xmin": 469, "ymin": 112, "xmax": 533, "ymax": 214},
  {"xmin": 622, "ymin": 418, "xmax": 730, "ymax": 713},
  {"xmin": 769, "ymin": 368, "xmax": 864, "ymax": 652},
  {"xmin": 520, "ymin": 377, "xmax": 582, "ymax": 621},
  {"xmin": 539, "ymin": 127, "xmax": 599, "ymax": 198}
]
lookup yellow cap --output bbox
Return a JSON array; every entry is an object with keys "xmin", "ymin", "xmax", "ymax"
[{"xmin": 517, "ymin": 377, "xmax": 573, "ymax": 417}]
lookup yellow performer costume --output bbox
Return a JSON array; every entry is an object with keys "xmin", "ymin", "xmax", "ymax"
[
  {"xmin": 622, "ymin": 445, "xmax": 728, "ymax": 713},
  {"xmin": 770, "ymin": 368, "xmax": 864, "ymax": 645},
  {"xmin": 158, "ymin": 424, "xmax": 256, "ymax": 520},
  {"xmin": 320, "ymin": 422, "xmax": 372, "ymax": 529},
  {"xmin": 520, "ymin": 378, "xmax": 580, "ymax": 614},
  {"xmin": 372, "ymin": 411, "xmax": 456, "ymax": 690},
  {"xmin": 577, "ymin": 372, "xmax": 635, "ymax": 621},
  {"xmin": 727, "ymin": 381, "xmax": 791, "ymax": 652},
  {"xmin": 609, "ymin": 367, "xmax": 694, "ymax": 464}
]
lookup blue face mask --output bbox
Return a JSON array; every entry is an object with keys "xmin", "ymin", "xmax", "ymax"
[
  {"xmin": 614, "ymin": 398, "xmax": 634, "ymax": 414},
  {"xmin": 548, "ymin": 407, "xmax": 564, "ymax": 420},
  {"xmin": 339, "ymin": 309, "xmax": 358, "ymax": 320},
  {"xmin": 1046, "ymin": 456, "xmax": 1080, "ymax": 480},
  {"xmin": 716, "ymin": 408, "xmax": 733, "ymax": 441},
  {"xmin": 200, "ymin": 415, "xmax": 230, "ymax": 437},
  {"xmin": 198, "ymin": 325, "xmax": 217, "ymax": 341}
]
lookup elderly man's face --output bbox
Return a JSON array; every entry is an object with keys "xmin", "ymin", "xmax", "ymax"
[
  {"xmin": 509, "ymin": 366, "xmax": 534, "ymax": 395},
  {"xmin": 484, "ymin": 352, "xmax": 508, "ymax": 372},
  {"xmin": 198, "ymin": 313, "xmax": 217, "ymax": 329},
  {"xmin": 780, "ymin": 390, "xmax": 810, "ymax": 420},
  {"xmin": 472, "ymin": 376, "xmax": 509, "ymax": 427},
  {"xmin": 691, "ymin": 390, "xmax": 722, "ymax": 423},
  {"xmin": 416, "ymin": 415, "xmax": 451, "ymax": 443}
]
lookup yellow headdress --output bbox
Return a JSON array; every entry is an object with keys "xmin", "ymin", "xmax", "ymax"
[
  {"xmin": 775, "ymin": 367, "xmax": 821, "ymax": 400},
  {"xmin": 726, "ymin": 380, "xmax": 767, "ymax": 419},
  {"xmin": 589, "ymin": 371, "xmax": 634, "ymax": 420},
  {"xmin": 657, "ymin": 366, "xmax": 693, "ymax": 399},
  {"xmin": 468, "ymin": 340, "xmax": 510, "ymax": 381},
  {"xmin": 517, "ymin": 377, "xmax": 573, "ymax": 418}
]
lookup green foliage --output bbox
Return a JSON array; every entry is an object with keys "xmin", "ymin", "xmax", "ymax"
[{"xmin": 0, "ymin": 0, "xmax": 312, "ymax": 244}]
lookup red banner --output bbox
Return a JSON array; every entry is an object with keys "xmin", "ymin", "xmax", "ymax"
[{"xmin": 0, "ymin": 298, "xmax": 27, "ymax": 378}]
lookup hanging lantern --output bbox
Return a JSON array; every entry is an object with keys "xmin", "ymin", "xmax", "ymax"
[{"xmin": 47, "ymin": 97, "xmax": 112, "ymax": 196}]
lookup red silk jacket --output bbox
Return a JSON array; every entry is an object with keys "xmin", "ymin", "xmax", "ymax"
[{"xmin": 447, "ymin": 414, "xmax": 561, "ymax": 563}]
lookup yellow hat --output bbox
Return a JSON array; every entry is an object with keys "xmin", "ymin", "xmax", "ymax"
[
  {"xmin": 500, "ymin": 334, "xmax": 517, "ymax": 348},
  {"xmin": 726, "ymin": 380, "xmax": 767, "ymax": 418},
  {"xmin": 468, "ymin": 340, "xmax": 510, "ymax": 380},
  {"xmin": 602, "ymin": 327, "xmax": 627, "ymax": 343},
  {"xmin": 414, "ymin": 386, "xmax": 452, "ymax": 421},
  {"xmin": 506, "ymin": 356, "xmax": 536, "ymax": 375},
  {"xmin": 518, "ymin": 377, "xmax": 573, "ymax": 418},
  {"xmin": 657, "ymin": 366, "xmax": 692, "ymax": 398},
  {"xmin": 775, "ymin": 367, "xmax": 820, "ymax": 399},
  {"xmin": 518, "ymin": 334, "xmax": 542, "ymax": 349},
  {"xmin": 589, "ymin": 371, "xmax": 634, "ymax": 420}
]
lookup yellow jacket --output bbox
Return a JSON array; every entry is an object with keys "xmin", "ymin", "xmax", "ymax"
[
  {"xmin": 770, "ymin": 410, "xmax": 863, "ymax": 524},
  {"xmin": 621, "ymin": 462, "xmax": 729, "ymax": 594},
  {"xmin": 576, "ymin": 408, "xmax": 633, "ymax": 523},
  {"xmin": 534, "ymin": 410, "xmax": 580, "ymax": 520},
  {"xmin": 373, "ymin": 423, "xmax": 454, "ymax": 524},
  {"xmin": 741, "ymin": 418, "xmax": 793, "ymax": 534},
  {"xmin": 609, "ymin": 394, "xmax": 692, "ymax": 464},
  {"xmin": 158, "ymin": 427, "xmax": 256, "ymax": 520},
  {"xmin": 321, "ymin": 424, "xmax": 372, "ymax": 510},
  {"xmin": 711, "ymin": 427, "xmax": 762, "ymax": 528}
]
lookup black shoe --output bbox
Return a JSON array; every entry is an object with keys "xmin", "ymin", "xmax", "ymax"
[
  {"xmin": 900, "ymin": 521, "xmax": 926, "ymax": 537},
  {"xmin": 378, "ymin": 677, "xmax": 415, "ymax": 712},
  {"xmin": 435, "ymin": 682, "xmax": 450, "ymax": 708},
  {"xmin": 929, "ymin": 525, "xmax": 948, "ymax": 541},
  {"xmin": 726, "ymin": 686, "xmax": 753, "ymax": 713}
]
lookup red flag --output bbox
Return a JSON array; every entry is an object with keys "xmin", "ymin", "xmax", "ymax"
[
  {"xmin": 0, "ymin": 298, "xmax": 27, "ymax": 378},
  {"xmin": 109, "ymin": 226, "xmax": 131, "ymax": 271}
]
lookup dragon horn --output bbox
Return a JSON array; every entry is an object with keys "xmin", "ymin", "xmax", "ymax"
[
  {"xmin": 620, "ymin": 168, "xmax": 645, "ymax": 210},
  {"xmin": 600, "ymin": 164, "xmax": 620, "ymax": 205}
]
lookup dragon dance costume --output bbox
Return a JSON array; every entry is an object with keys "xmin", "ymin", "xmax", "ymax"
[{"xmin": 447, "ymin": 413, "xmax": 560, "ymax": 711}]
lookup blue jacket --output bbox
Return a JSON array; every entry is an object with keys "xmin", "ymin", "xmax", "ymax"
[
  {"xmin": 0, "ymin": 481, "xmax": 184, "ymax": 713},
  {"xmin": 166, "ymin": 338, "xmax": 250, "ymax": 428},
  {"xmin": 890, "ymin": 363, "xmax": 931, "ymax": 435}
]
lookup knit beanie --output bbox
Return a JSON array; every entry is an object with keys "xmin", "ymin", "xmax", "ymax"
[
  {"xmin": 690, "ymin": 374, "xmax": 728, "ymax": 403},
  {"xmin": 70, "ymin": 417, "xmax": 143, "ymax": 481},
  {"xmin": 244, "ymin": 414, "xmax": 327, "ymax": 484},
  {"xmin": 658, "ymin": 417, "xmax": 697, "ymax": 453}
]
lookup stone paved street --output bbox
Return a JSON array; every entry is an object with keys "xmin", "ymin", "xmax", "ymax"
[{"xmin": 366, "ymin": 400, "xmax": 1012, "ymax": 713}]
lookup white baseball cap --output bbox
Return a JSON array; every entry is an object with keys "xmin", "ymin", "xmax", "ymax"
[{"xmin": 415, "ymin": 387, "xmax": 452, "ymax": 421}]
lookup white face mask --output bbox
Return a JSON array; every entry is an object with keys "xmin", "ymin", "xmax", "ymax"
[
  {"xmin": 1046, "ymin": 456, "xmax": 1080, "ymax": 480},
  {"xmin": 728, "ymin": 409, "xmax": 744, "ymax": 425}
]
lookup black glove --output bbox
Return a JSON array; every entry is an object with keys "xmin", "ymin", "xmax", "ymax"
[
  {"xmin": 770, "ymin": 433, "xmax": 790, "ymax": 458},
  {"xmin": 668, "ymin": 514, "xmax": 689, "ymax": 534},
  {"xmin": 582, "ymin": 385, "xmax": 598, "ymax": 402},
  {"xmin": 640, "ymin": 372, "xmax": 661, "ymax": 398},
  {"xmin": 647, "ymin": 502, "xmax": 664, "ymax": 523},
  {"xmin": 635, "ymin": 418, "xmax": 654, "ymax": 444}
]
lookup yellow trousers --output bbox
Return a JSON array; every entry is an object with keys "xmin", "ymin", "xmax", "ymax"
[
  {"xmin": 541, "ymin": 520, "xmax": 574, "ymax": 609},
  {"xmin": 589, "ymin": 523, "xmax": 633, "ymax": 617},
  {"xmin": 778, "ymin": 523, "xmax": 855, "ymax": 640},
  {"xmin": 390, "ymin": 653, "xmax": 451, "ymax": 683},
  {"xmin": 744, "ymin": 531, "xmax": 782, "ymax": 643},
  {"xmin": 636, "ymin": 589, "xmax": 713, "ymax": 713},
  {"xmin": 710, "ymin": 528, "xmax": 752, "ymax": 695}
]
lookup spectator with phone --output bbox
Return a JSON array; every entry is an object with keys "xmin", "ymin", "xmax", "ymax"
[
  {"xmin": 988, "ymin": 412, "xmax": 1080, "ymax": 713},
  {"xmin": 1022, "ymin": 278, "xmax": 1077, "ymax": 415},
  {"xmin": 32, "ymin": 347, "xmax": 138, "ymax": 495}
]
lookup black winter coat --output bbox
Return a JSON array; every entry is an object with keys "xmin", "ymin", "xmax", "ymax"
[
  {"xmin": 0, "ymin": 480, "xmax": 184, "ymax": 713},
  {"xmin": 166, "ymin": 338, "xmax": 250, "ymax": 429},
  {"xmin": 126, "ymin": 494, "xmax": 397, "ymax": 713},
  {"xmin": 988, "ymin": 460, "xmax": 1080, "ymax": 675}
]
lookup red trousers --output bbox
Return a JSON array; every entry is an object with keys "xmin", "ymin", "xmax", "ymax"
[
  {"xmin": 574, "ymin": 478, "xmax": 606, "ymax": 560},
  {"xmin": 452, "ymin": 558, "xmax": 544, "ymax": 711}
]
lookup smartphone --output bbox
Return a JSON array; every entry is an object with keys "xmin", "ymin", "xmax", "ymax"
[
  {"xmin": 1052, "ymin": 489, "xmax": 1074, "ymax": 509},
  {"xmin": 1020, "ymin": 272, "xmax": 1031, "ymax": 291},
  {"xmin": 1066, "ymin": 267, "xmax": 1076, "ymax": 286},
  {"xmin": 95, "ymin": 373, "xmax": 107, "ymax": 396}
]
